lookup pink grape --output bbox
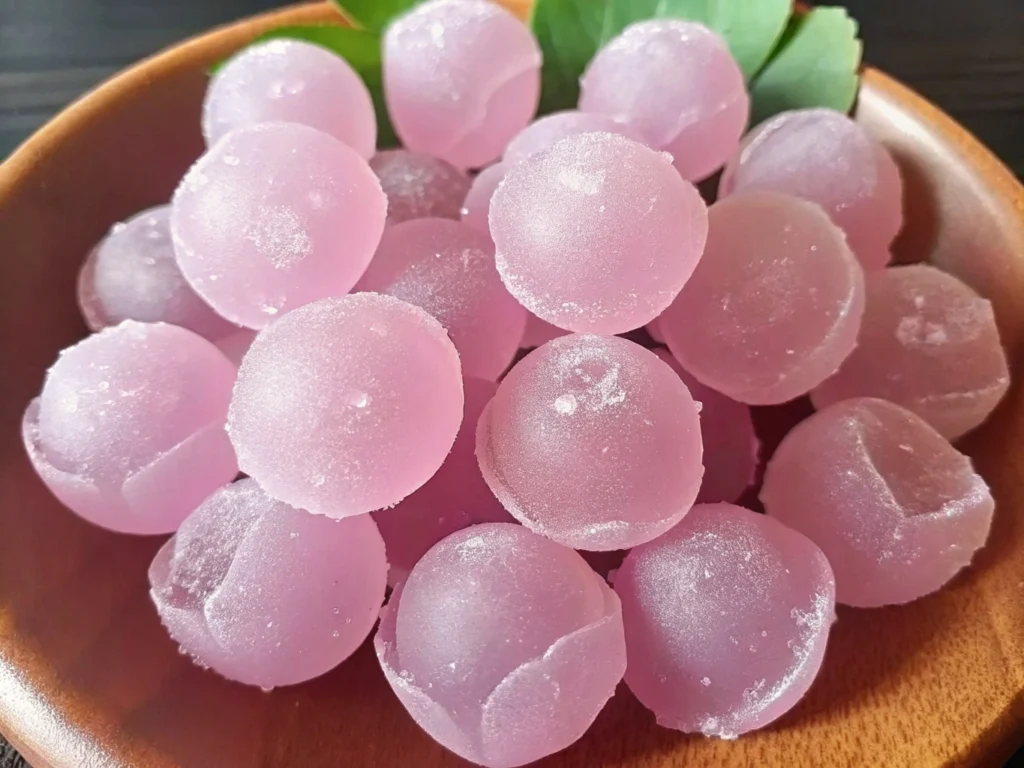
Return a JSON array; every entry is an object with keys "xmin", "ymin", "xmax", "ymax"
[
  {"xmin": 214, "ymin": 327, "xmax": 257, "ymax": 367},
  {"xmin": 384, "ymin": 0, "xmax": 542, "ymax": 169},
  {"xmin": 375, "ymin": 523, "xmax": 625, "ymax": 767},
  {"xmin": 615, "ymin": 503, "xmax": 835, "ymax": 738},
  {"xmin": 460, "ymin": 162, "xmax": 507, "ymax": 238},
  {"xmin": 23, "ymin": 321, "xmax": 238, "ymax": 535},
  {"xmin": 720, "ymin": 108, "xmax": 903, "ymax": 270},
  {"xmin": 77, "ymin": 205, "xmax": 237, "ymax": 340},
  {"xmin": 661, "ymin": 192, "xmax": 865, "ymax": 405},
  {"xmin": 503, "ymin": 111, "xmax": 642, "ymax": 166},
  {"xmin": 149, "ymin": 478, "xmax": 387, "ymax": 688},
  {"xmin": 654, "ymin": 349, "xmax": 758, "ymax": 504},
  {"xmin": 370, "ymin": 150, "xmax": 472, "ymax": 226},
  {"xmin": 372, "ymin": 378, "xmax": 514, "ymax": 585},
  {"xmin": 476, "ymin": 334, "xmax": 703, "ymax": 551},
  {"xmin": 646, "ymin": 316, "xmax": 666, "ymax": 344},
  {"xmin": 761, "ymin": 398, "xmax": 995, "ymax": 607},
  {"xmin": 227, "ymin": 294, "xmax": 463, "ymax": 518},
  {"xmin": 579, "ymin": 20, "xmax": 750, "ymax": 182},
  {"xmin": 812, "ymin": 264, "xmax": 1010, "ymax": 439},
  {"xmin": 203, "ymin": 39, "xmax": 376, "ymax": 158},
  {"xmin": 172, "ymin": 122, "xmax": 386, "ymax": 329},
  {"xmin": 355, "ymin": 218, "xmax": 527, "ymax": 380},
  {"xmin": 521, "ymin": 315, "xmax": 568, "ymax": 348},
  {"xmin": 490, "ymin": 132, "xmax": 708, "ymax": 335}
]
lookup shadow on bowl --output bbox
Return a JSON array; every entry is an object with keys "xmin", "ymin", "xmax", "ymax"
[{"xmin": 1, "ymin": 3, "xmax": 1023, "ymax": 767}]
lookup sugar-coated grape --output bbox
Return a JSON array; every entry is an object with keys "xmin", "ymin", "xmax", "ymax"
[
  {"xmin": 149, "ymin": 478, "xmax": 387, "ymax": 688},
  {"xmin": 661, "ymin": 192, "xmax": 865, "ymax": 405},
  {"xmin": 172, "ymin": 122, "xmax": 386, "ymax": 329},
  {"xmin": 654, "ymin": 349, "xmax": 758, "ymax": 504},
  {"xmin": 579, "ymin": 20, "xmax": 750, "ymax": 182},
  {"xmin": 460, "ymin": 162, "xmax": 506, "ymax": 238},
  {"xmin": 615, "ymin": 503, "xmax": 835, "ymax": 738},
  {"xmin": 812, "ymin": 264, "xmax": 1010, "ymax": 439},
  {"xmin": 372, "ymin": 378, "xmax": 514, "ymax": 585},
  {"xmin": 77, "ymin": 205, "xmax": 236, "ymax": 340},
  {"xmin": 761, "ymin": 398, "xmax": 995, "ymax": 607},
  {"xmin": 228, "ymin": 294, "xmax": 463, "ymax": 518},
  {"xmin": 477, "ymin": 334, "xmax": 703, "ymax": 550},
  {"xmin": 23, "ymin": 321, "xmax": 238, "ymax": 534},
  {"xmin": 384, "ymin": 0, "xmax": 542, "ymax": 169},
  {"xmin": 375, "ymin": 523, "xmax": 625, "ymax": 768},
  {"xmin": 203, "ymin": 39, "xmax": 376, "ymax": 158},
  {"xmin": 720, "ymin": 108, "xmax": 903, "ymax": 271},
  {"xmin": 355, "ymin": 218, "xmax": 526, "ymax": 380},
  {"xmin": 503, "ymin": 111, "xmax": 642, "ymax": 166},
  {"xmin": 491, "ymin": 132, "xmax": 708, "ymax": 334},
  {"xmin": 370, "ymin": 150, "xmax": 472, "ymax": 226}
]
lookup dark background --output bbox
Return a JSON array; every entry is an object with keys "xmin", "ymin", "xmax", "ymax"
[{"xmin": 1, "ymin": 0, "xmax": 1022, "ymax": 766}]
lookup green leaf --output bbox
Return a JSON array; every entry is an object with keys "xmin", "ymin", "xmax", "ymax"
[
  {"xmin": 333, "ymin": 0, "xmax": 419, "ymax": 33},
  {"xmin": 530, "ymin": 0, "xmax": 793, "ymax": 115},
  {"xmin": 749, "ymin": 7, "xmax": 862, "ymax": 125},
  {"xmin": 225, "ymin": 24, "xmax": 398, "ymax": 148}
]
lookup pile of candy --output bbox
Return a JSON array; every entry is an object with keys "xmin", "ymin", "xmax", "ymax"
[{"xmin": 22, "ymin": 0, "xmax": 1008, "ymax": 764}]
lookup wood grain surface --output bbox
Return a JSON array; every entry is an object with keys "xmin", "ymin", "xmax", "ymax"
[{"xmin": 0, "ymin": 2, "xmax": 1022, "ymax": 767}]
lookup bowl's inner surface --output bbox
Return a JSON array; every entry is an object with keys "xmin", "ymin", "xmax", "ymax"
[{"xmin": 1, "ymin": 4, "xmax": 1023, "ymax": 768}]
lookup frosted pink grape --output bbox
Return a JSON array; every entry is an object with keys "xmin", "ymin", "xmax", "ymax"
[
  {"xmin": 228, "ymin": 294, "xmax": 463, "ymax": 518},
  {"xmin": 370, "ymin": 150, "xmax": 472, "ymax": 226},
  {"xmin": 172, "ymin": 122, "xmax": 386, "ymax": 329},
  {"xmin": 149, "ymin": 478, "xmax": 387, "ymax": 688},
  {"xmin": 579, "ymin": 20, "xmax": 750, "ymax": 182},
  {"xmin": 355, "ymin": 219, "xmax": 526, "ymax": 380},
  {"xmin": 661, "ymin": 192, "xmax": 865, "ymax": 405},
  {"xmin": 503, "ymin": 111, "xmax": 642, "ymax": 166},
  {"xmin": 761, "ymin": 398, "xmax": 995, "ymax": 607},
  {"xmin": 654, "ymin": 349, "xmax": 758, "ymax": 504},
  {"xmin": 375, "ymin": 523, "xmax": 625, "ymax": 767},
  {"xmin": 720, "ymin": 108, "xmax": 903, "ymax": 271},
  {"xmin": 372, "ymin": 378, "xmax": 514, "ymax": 585},
  {"xmin": 384, "ymin": 0, "xmax": 542, "ymax": 169},
  {"xmin": 615, "ymin": 503, "xmax": 835, "ymax": 738},
  {"xmin": 812, "ymin": 264, "xmax": 1009, "ymax": 439},
  {"xmin": 460, "ymin": 162, "xmax": 506, "ymax": 238},
  {"xmin": 203, "ymin": 39, "xmax": 376, "ymax": 158},
  {"xmin": 476, "ymin": 334, "xmax": 704, "ymax": 551},
  {"xmin": 491, "ymin": 132, "xmax": 708, "ymax": 334},
  {"xmin": 77, "ymin": 205, "xmax": 236, "ymax": 340},
  {"xmin": 23, "ymin": 321, "xmax": 238, "ymax": 535}
]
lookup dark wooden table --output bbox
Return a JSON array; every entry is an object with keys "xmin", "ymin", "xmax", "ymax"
[{"xmin": 1, "ymin": 1, "xmax": 1022, "ymax": 766}]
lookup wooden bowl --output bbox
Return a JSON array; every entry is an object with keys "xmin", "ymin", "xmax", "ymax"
[{"xmin": 1, "ymin": 3, "xmax": 1022, "ymax": 767}]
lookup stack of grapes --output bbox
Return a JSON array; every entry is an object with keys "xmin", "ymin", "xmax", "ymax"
[{"xmin": 22, "ymin": 1, "xmax": 1007, "ymax": 765}]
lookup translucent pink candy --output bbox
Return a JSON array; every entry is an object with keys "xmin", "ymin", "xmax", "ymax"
[
  {"xmin": 503, "ymin": 111, "xmax": 642, "ymax": 166},
  {"xmin": 384, "ymin": 0, "xmax": 542, "ymax": 169},
  {"xmin": 172, "ymin": 122, "xmax": 386, "ymax": 329},
  {"xmin": 77, "ymin": 205, "xmax": 236, "ymax": 340},
  {"xmin": 654, "ymin": 349, "xmax": 758, "ymax": 504},
  {"xmin": 355, "ymin": 218, "xmax": 526, "ymax": 380},
  {"xmin": 372, "ymin": 378, "xmax": 514, "ymax": 585},
  {"xmin": 579, "ymin": 20, "xmax": 750, "ymax": 182},
  {"xmin": 490, "ymin": 132, "xmax": 708, "ymax": 334},
  {"xmin": 812, "ymin": 264, "xmax": 1010, "ymax": 439},
  {"xmin": 661, "ymin": 192, "xmax": 865, "ymax": 405},
  {"xmin": 370, "ymin": 150, "xmax": 472, "ymax": 226},
  {"xmin": 615, "ymin": 503, "xmax": 835, "ymax": 738},
  {"xmin": 203, "ymin": 39, "xmax": 376, "ymax": 159},
  {"xmin": 22, "ymin": 321, "xmax": 238, "ymax": 535},
  {"xmin": 149, "ymin": 478, "xmax": 387, "ymax": 688},
  {"xmin": 228, "ymin": 294, "xmax": 463, "ymax": 518},
  {"xmin": 761, "ymin": 398, "xmax": 995, "ymax": 607},
  {"xmin": 375, "ymin": 523, "xmax": 625, "ymax": 767},
  {"xmin": 476, "ymin": 334, "xmax": 704, "ymax": 550},
  {"xmin": 460, "ymin": 162, "xmax": 507, "ymax": 238},
  {"xmin": 720, "ymin": 108, "xmax": 903, "ymax": 271}
]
